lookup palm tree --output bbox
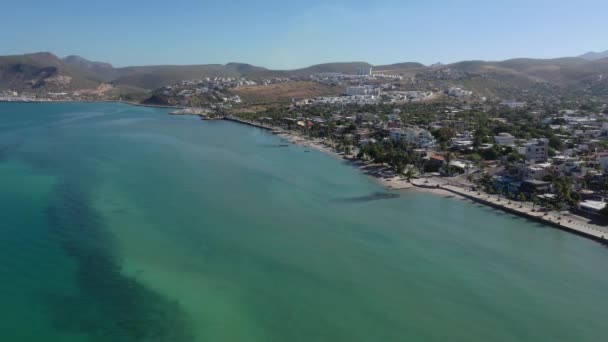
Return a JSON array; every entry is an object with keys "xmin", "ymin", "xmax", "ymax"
[
  {"xmin": 519, "ymin": 193, "xmax": 527, "ymax": 208},
  {"xmin": 405, "ymin": 168, "xmax": 414, "ymax": 182}
]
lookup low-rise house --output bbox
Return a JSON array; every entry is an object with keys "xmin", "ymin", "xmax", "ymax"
[
  {"xmin": 355, "ymin": 129, "xmax": 371, "ymax": 141},
  {"xmin": 523, "ymin": 162, "xmax": 552, "ymax": 180},
  {"xmin": 359, "ymin": 138, "xmax": 376, "ymax": 146},
  {"xmin": 451, "ymin": 140, "xmax": 474, "ymax": 150},
  {"xmin": 389, "ymin": 128, "xmax": 404, "ymax": 142},
  {"xmin": 356, "ymin": 113, "xmax": 378, "ymax": 124},
  {"xmin": 447, "ymin": 87, "xmax": 473, "ymax": 98},
  {"xmin": 520, "ymin": 179, "xmax": 551, "ymax": 194},
  {"xmin": 578, "ymin": 200, "xmax": 606, "ymax": 216},
  {"xmin": 426, "ymin": 155, "xmax": 446, "ymax": 172}
]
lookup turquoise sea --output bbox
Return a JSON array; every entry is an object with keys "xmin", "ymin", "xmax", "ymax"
[{"xmin": 1, "ymin": 102, "xmax": 607, "ymax": 341}]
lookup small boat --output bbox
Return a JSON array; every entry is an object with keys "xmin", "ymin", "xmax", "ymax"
[{"xmin": 278, "ymin": 144, "xmax": 289, "ymax": 147}]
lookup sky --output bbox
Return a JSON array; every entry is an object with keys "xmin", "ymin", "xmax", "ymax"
[{"xmin": 1, "ymin": 0, "xmax": 607, "ymax": 69}]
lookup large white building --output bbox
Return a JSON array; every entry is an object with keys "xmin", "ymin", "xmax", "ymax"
[
  {"xmin": 357, "ymin": 67, "xmax": 373, "ymax": 76},
  {"xmin": 524, "ymin": 138, "xmax": 549, "ymax": 163},
  {"xmin": 346, "ymin": 85, "xmax": 380, "ymax": 96},
  {"xmin": 447, "ymin": 87, "xmax": 473, "ymax": 98},
  {"xmin": 494, "ymin": 132, "xmax": 515, "ymax": 146},
  {"xmin": 389, "ymin": 128, "xmax": 436, "ymax": 148}
]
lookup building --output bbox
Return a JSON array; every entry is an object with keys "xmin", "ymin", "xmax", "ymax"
[
  {"xmin": 387, "ymin": 113, "xmax": 399, "ymax": 122},
  {"xmin": 524, "ymin": 138, "xmax": 549, "ymax": 163},
  {"xmin": 388, "ymin": 127, "xmax": 436, "ymax": 148},
  {"xmin": 426, "ymin": 155, "xmax": 446, "ymax": 172},
  {"xmin": 520, "ymin": 179, "xmax": 551, "ymax": 194},
  {"xmin": 579, "ymin": 200, "xmax": 606, "ymax": 216},
  {"xmin": 357, "ymin": 67, "xmax": 373, "ymax": 76},
  {"xmin": 598, "ymin": 153, "xmax": 608, "ymax": 172},
  {"xmin": 356, "ymin": 113, "xmax": 377, "ymax": 124},
  {"xmin": 355, "ymin": 129, "xmax": 371, "ymax": 141},
  {"xmin": 346, "ymin": 86, "xmax": 380, "ymax": 96},
  {"xmin": 523, "ymin": 163, "xmax": 551, "ymax": 180},
  {"xmin": 494, "ymin": 133, "xmax": 515, "ymax": 146},
  {"xmin": 389, "ymin": 128, "xmax": 404, "ymax": 142},
  {"xmin": 447, "ymin": 87, "xmax": 473, "ymax": 98}
]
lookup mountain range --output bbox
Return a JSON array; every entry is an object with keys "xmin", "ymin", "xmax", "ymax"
[
  {"xmin": 1, "ymin": 51, "xmax": 607, "ymax": 97},
  {"xmin": 579, "ymin": 50, "xmax": 608, "ymax": 61}
]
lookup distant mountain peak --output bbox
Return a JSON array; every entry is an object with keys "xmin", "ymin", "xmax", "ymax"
[{"xmin": 579, "ymin": 50, "xmax": 608, "ymax": 61}]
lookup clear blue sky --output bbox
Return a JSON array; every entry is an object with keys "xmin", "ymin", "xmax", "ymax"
[{"xmin": 1, "ymin": 0, "xmax": 606, "ymax": 69}]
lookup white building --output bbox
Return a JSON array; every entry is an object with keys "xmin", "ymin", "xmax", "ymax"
[
  {"xmin": 598, "ymin": 153, "xmax": 608, "ymax": 172},
  {"xmin": 389, "ymin": 128, "xmax": 436, "ymax": 148},
  {"xmin": 524, "ymin": 138, "xmax": 549, "ymax": 163},
  {"xmin": 523, "ymin": 163, "xmax": 551, "ymax": 180},
  {"xmin": 494, "ymin": 133, "xmax": 515, "ymax": 146},
  {"xmin": 500, "ymin": 100, "xmax": 527, "ymax": 109},
  {"xmin": 579, "ymin": 200, "xmax": 607, "ymax": 215},
  {"xmin": 447, "ymin": 87, "xmax": 473, "ymax": 98},
  {"xmin": 357, "ymin": 67, "xmax": 373, "ymax": 76},
  {"xmin": 346, "ymin": 85, "xmax": 380, "ymax": 96}
]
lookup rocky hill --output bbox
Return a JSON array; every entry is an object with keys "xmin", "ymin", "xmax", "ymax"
[{"xmin": 2, "ymin": 51, "xmax": 608, "ymax": 100}]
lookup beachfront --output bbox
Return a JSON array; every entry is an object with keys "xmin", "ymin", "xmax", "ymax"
[{"xmin": 222, "ymin": 116, "xmax": 608, "ymax": 243}]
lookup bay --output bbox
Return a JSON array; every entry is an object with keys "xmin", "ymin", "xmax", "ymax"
[{"xmin": 1, "ymin": 102, "xmax": 607, "ymax": 341}]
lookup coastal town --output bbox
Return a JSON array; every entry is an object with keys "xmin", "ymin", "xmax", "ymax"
[
  {"xmin": 172, "ymin": 69, "xmax": 608, "ymax": 242},
  {"xmin": 224, "ymin": 96, "xmax": 608, "ymax": 242},
  {"xmin": 3, "ymin": 66, "xmax": 608, "ymax": 242}
]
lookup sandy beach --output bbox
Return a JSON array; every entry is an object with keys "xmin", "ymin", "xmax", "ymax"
[{"xmin": 276, "ymin": 131, "xmax": 413, "ymax": 190}]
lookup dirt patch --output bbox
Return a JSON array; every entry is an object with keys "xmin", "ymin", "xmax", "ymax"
[{"xmin": 230, "ymin": 81, "xmax": 343, "ymax": 104}]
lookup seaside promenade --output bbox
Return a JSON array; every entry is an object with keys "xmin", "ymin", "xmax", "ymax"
[{"xmin": 412, "ymin": 178, "xmax": 608, "ymax": 242}]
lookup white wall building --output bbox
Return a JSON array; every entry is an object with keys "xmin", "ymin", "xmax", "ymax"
[
  {"xmin": 524, "ymin": 138, "xmax": 549, "ymax": 163},
  {"xmin": 598, "ymin": 153, "xmax": 608, "ymax": 172},
  {"xmin": 447, "ymin": 87, "xmax": 473, "ymax": 98},
  {"xmin": 500, "ymin": 100, "xmax": 527, "ymax": 109},
  {"xmin": 389, "ymin": 128, "xmax": 436, "ymax": 148},
  {"xmin": 494, "ymin": 132, "xmax": 515, "ymax": 146},
  {"xmin": 346, "ymin": 85, "xmax": 380, "ymax": 96}
]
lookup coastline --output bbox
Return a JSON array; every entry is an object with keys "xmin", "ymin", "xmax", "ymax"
[
  {"xmin": 277, "ymin": 131, "xmax": 414, "ymax": 190},
  {"xmin": 218, "ymin": 116, "xmax": 608, "ymax": 244},
  {"xmin": 9, "ymin": 101, "xmax": 602, "ymax": 244},
  {"xmin": 0, "ymin": 99, "xmax": 187, "ymax": 110},
  {"xmin": 220, "ymin": 117, "xmax": 413, "ymax": 190}
]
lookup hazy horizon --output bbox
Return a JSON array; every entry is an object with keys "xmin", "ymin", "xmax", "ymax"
[{"xmin": 1, "ymin": 0, "xmax": 607, "ymax": 69}]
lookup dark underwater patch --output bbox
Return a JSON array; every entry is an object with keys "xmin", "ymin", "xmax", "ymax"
[
  {"xmin": 0, "ymin": 139, "xmax": 23, "ymax": 161},
  {"xmin": 45, "ymin": 181, "xmax": 195, "ymax": 342},
  {"xmin": 334, "ymin": 192, "xmax": 400, "ymax": 203}
]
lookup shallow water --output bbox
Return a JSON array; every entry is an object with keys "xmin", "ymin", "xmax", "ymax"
[{"xmin": 1, "ymin": 102, "xmax": 607, "ymax": 341}]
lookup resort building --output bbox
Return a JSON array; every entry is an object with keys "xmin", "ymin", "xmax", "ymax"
[{"xmin": 388, "ymin": 127, "xmax": 436, "ymax": 148}]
